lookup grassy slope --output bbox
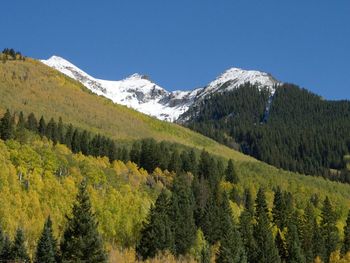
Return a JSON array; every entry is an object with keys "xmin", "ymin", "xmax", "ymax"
[
  {"xmin": 0, "ymin": 59, "xmax": 251, "ymax": 162},
  {"xmin": 1, "ymin": 59, "xmax": 350, "ymax": 216}
]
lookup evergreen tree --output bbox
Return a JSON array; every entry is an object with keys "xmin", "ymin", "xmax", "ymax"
[
  {"xmin": 26, "ymin": 112, "xmax": 38, "ymax": 132},
  {"xmin": 275, "ymin": 230, "xmax": 288, "ymax": 263},
  {"xmin": 35, "ymin": 216, "xmax": 57, "ymax": 263},
  {"xmin": 320, "ymin": 197, "xmax": 340, "ymax": 263},
  {"xmin": 239, "ymin": 206, "xmax": 256, "ymax": 263},
  {"xmin": 242, "ymin": 188, "xmax": 254, "ymax": 214},
  {"xmin": 312, "ymin": 218, "xmax": 325, "ymax": 262},
  {"xmin": 17, "ymin": 111, "xmax": 26, "ymax": 131},
  {"xmin": 57, "ymin": 117, "xmax": 64, "ymax": 143},
  {"xmin": 225, "ymin": 159, "xmax": 239, "ymax": 184},
  {"xmin": 0, "ymin": 235, "xmax": 12, "ymax": 261},
  {"xmin": 38, "ymin": 116, "xmax": 46, "ymax": 138},
  {"xmin": 286, "ymin": 224, "xmax": 305, "ymax": 263},
  {"xmin": 11, "ymin": 228, "xmax": 30, "ymax": 262},
  {"xmin": 136, "ymin": 190, "xmax": 174, "ymax": 260},
  {"xmin": 60, "ymin": 181, "xmax": 106, "ymax": 262},
  {"xmin": 46, "ymin": 118, "xmax": 58, "ymax": 144},
  {"xmin": 342, "ymin": 209, "xmax": 350, "ymax": 255},
  {"xmin": 0, "ymin": 109, "xmax": 14, "ymax": 140},
  {"xmin": 253, "ymin": 188, "xmax": 281, "ymax": 263},
  {"xmin": 171, "ymin": 173, "xmax": 196, "ymax": 256},
  {"xmin": 0, "ymin": 227, "xmax": 4, "ymax": 255},
  {"xmin": 64, "ymin": 124, "xmax": 74, "ymax": 149},
  {"xmin": 217, "ymin": 193, "xmax": 247, "ymax": 263},
  {"xmin": 302, "ymin": 202, "xmax": 316, "ymax": 262},
  {"xmin": 272, "ymin": 187, "xmax": 286, "ymax": 229},
  {"xmin": 71, "ymin": 129, "xmax": 81, "ymax": 153},
  {"xmin": 168, "ymin": 149, "xmax": 182, "ymax": 174}
]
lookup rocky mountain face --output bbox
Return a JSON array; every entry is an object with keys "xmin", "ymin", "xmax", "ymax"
[{"xmin": 41, "ymin": 56, "xmax": 281, "ymax": 121}]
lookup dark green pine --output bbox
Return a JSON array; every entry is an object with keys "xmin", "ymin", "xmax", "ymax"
[
  {"xmin": 38, "ymin": 116, "xmax": 46, "ymax": 137},
  {"xmin": 60, "ymin": 181, "xmax": 107, "ymax": 263},
  {"xmin": 225, "ymin": 159, "xmax": 239, "ymax": 184},
  {"xmin": 286, "ymin": 224, "xmax": 305, "ymax": 263},
  {"xmin": 217, "ymin": 193, "xmax": 247, "ymax": 263},
  {"xmin": 0, "ymin": 109, "xmax": 14, "ymax": 140},
  {"xmin": 35, "ymin": 216, "xmax": 57, "ymax": 263},
  {"xmin": 0, "ymin": 235, "xmax": 12, "ymax": 261},
  {"xmin": 26, "ymin": 112, "xmax": 38, "ymax": 132},
  {"xmin": 11, "ymin": 228, "xmax": 30, "ymax": 262},
  {"xmin": 136, "ymin": 189, "xmax": 174, "ymax": 260},
  {"xmin": 342, "ymin": 209, "xmax": 350, "ymax": 255},
  {"xmin": 171, "ymin": 173, "xmax": 196, "ymax": 256},
  {"xmin": 320, "ymin": 196, "xmax": 340, "ymax": 263},
  {"xmin": 253, "ymin": 188, "xmax": 281, "ymax": 263}
]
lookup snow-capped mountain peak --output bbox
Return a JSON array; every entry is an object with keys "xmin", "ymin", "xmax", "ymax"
[{"xmin": 41, "ymin": 56, "xmax": 281, "ymax": 122}]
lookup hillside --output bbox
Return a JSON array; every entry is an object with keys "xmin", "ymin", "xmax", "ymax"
[
  {"xmin": 0, "ymin": 58, "xmax": 251, "ymax": 162},
  {"xmin": 184, "ymin": 83, "xmax": 350, "ymax": 181},
  {"xmin": 2, "ymin": 56, "xmax": 350, "ymax": 262}
]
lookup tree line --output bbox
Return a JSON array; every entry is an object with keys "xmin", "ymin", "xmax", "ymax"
[
  {"xmin": 1, "ymin": 48, "xmax": 25, "ymax": 62},
  {"xmin": 0, "ymin": 181, "xmax": 106, "ymax": 263}
]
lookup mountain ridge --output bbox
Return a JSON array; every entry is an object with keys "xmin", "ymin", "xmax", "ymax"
[{"xmin": 41, "ymin": 56, "xmax": 281, "ymax": 121}]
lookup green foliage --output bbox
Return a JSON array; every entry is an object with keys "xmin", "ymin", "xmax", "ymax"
[
  {"xmin": 0, "ymin": 109, "xmax": 14, "ymax": 140},
  {"xmin": 11, "ymin": 228, "xmax": 30, "ymax": 262},
  {"xmin": 185, "ymin": 83, "xmax": 350, "ymax": 181},
  {"xmin": 136, "ymin": 189, "xmax": 174, "ymax": 259},
  {"xmin": 35, "ymin": 216, "xmax": 57, "ymax": 263},
  {"xmin": 321, "ymin": 197, "xmax": 340, "ymax": 262},
  {"xmin": 60, "ymin": 181, "xmax": 107, "ymax": 263},
  {"xmin": 286, "ymin": 224, "xmax": 305, "ymax": 263},
  {"xmin": 225, "ymin": 159, "xmax": 239, "ymax": 184},
  {"xmin": 171, "ymin": 173, "xmax": 197, "ymax": 256},
  {"xmin": 253, "ymin": 188, "xmax": 281, "ymax": 263},
  {"xmin": 342, "ymin": 210, "xmax": 350, "ymax": 255}
]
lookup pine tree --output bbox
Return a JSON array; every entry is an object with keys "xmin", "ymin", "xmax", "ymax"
[
  {"xmin": 275, "ymin": 230, "xmax": 288, "ymax": 262},
  {"xmin": 302, "ymin": 202, "xmax": 316, "ymax": 262},
  {"xmin": 26, "ymin": 112, "xmax": 38, "ymax": 132},
  {"xmin": 240, "ymin": 206, "xmax": 257, "ymax": 263},
  {"xmin": 286, "ymin": 224, "xmax": 306, "ymax": 263},
  {"xmin": 64, "ymin": 124, "xmax": 74, "ymax": 149},
  {"xmin": 0, "ymin": 235, "xmax": 12, "ymax": 261},
  {"xmin": 272, "ymin": 187, "xmax": 286, "ymax": 229},
  {"xmin": 60, "ymin": 181, "xmax": 106, "ymax": 262},
  {"xmin": 171, "ymin": 173, "xmax": 196, "ymax": 256},
  {"xmin": 320, "ymin": 197, "xmax": 340, "ymax": 263},
  {"xmin": 168, "ymin": 150, "xmax": 182, "ymax": 174},
  {"xmin": 57, "ymin": 117, "xmax": 64, "ymax": 143},
  {"xmin": 17, "ymin": 111, "xmax": 26, "ymax": 131},
  {"xmin": 136, "ymin": 189, "xmax": 174, "ymax": 260},
  {"xmin": 35, "ymin": 216, "xmax": 57, "ymax": 263},
  {"xmin": 0, "ymin": 109, "xmax": 14, "ymax": 140},
  {"xmin": 342, "ymin": 209, "xmax": 350, "ymax": 255},
  {"xmin": 0, "ymin": 227, "xmax": 4, "ymax": 255},
  {"xmin": 312, "ymin": 218, "xmax": 326, "ymax": 262},
  {"xmin": 38, "ymin": 116, "xmax": 46, "ymax": 138},
  {"xmin": 217, "ymin": 193, "xmax": 247, "ymax": 263},
  {"xmin": 242, "ymin": 188, "xmax": 254, "ymax": 214},
  {"xmin": 225, "ymin": 159, "xmax": 239, "ymax": 184},
  {"xmin": 71, "ymin": 129, "xmax": 81, "ymax": 153},
  {"xmin": 11, "ymin": 228, "xmax": 30, "ymax": 262},
  {"xmin": 46, "ymin": 118, "xmax": 58, "ymax": 144},
  {"xmin": 253, "ymin": 188, "xmax": 281, "ymax": 263}
]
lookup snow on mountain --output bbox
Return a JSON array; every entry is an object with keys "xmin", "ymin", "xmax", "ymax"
[{"xmin": 41, "ymin": 56, "xmax": 281, "ymax": 122}]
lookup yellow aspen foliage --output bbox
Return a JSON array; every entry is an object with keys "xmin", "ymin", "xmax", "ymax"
[{"xmin": 314, "ymin": 256, "xmax": 324, "ymax": 263}]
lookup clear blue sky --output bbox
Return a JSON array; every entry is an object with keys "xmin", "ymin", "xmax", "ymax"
[{"xmin": 2, "ymin": 0, "xmax": 350, "ymax": 99}]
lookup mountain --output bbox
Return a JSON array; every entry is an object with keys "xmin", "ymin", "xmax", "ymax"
[
  {"xmin": 41, "ymin": 56, "xmax": 280, "ymax": 121},
  {"xmin": 184, "ymin": 82, "xmax": 350, "ymax": 181},
  {"xmin": 0, "ymin": 57, "xmax": 251, "ymax": 162}
]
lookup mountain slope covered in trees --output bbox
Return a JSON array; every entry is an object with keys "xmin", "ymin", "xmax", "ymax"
[{"xmin": 184, "ymin": 83, "xmax": 350, "ymax": 181}]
